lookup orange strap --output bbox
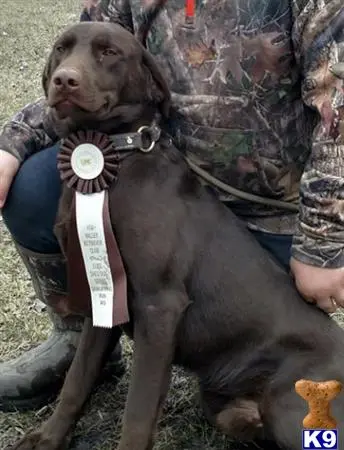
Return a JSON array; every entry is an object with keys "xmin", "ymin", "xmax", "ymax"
[{"xmin": 185, "ymin": 0, "xmax": 195, "ymax": 19}]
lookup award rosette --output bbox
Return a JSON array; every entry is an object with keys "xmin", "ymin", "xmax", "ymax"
[{"xmin": 57, "ymin": 130, "xmax": 129, "ymax": 328}]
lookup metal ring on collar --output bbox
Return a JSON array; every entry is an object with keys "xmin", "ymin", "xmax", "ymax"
[{"xmin": 137, "ymin": 125, "xmax": 156, "ymax": 153}]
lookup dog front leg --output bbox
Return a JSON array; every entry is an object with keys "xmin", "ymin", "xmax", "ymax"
[
  {"xmin": 48, "ymin": 319, "xmax": 121, "ymax": 434},
  {"xmin": 117, "ymin": 289, "xmax": 188, "ymax": 450},
  {"xmin": 11, "ymin": 318, "xmax": 119, "ymax": 450}
]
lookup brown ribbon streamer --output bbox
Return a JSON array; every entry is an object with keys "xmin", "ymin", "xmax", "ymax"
[{"xmin": 102, "ymin": 190, "xmax": 128, "ymax": 325}]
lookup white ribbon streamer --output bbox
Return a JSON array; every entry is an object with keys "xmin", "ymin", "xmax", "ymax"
[{"xmin": 75, "ymin": 191, "xmax": 114, "ymax": 328}]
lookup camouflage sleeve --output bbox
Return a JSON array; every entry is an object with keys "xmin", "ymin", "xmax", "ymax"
[
  {"xmin": 82, "ymin": 0, "xmax": 134, "ymax": 32},
  {"xmin": 291, "ymin": 1, "xmax": 344, "ymax": 268},
  {"xmin": 0, "ymin": 98, "xmax": 59, "ymax": 162}
]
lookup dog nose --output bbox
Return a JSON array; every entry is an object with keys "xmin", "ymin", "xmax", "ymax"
[{"xmin": 52, "ymin": 68, "xmax": 81, "ymax": 91}]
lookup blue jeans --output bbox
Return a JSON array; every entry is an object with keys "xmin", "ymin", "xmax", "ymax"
[
  {"xmin": 249, "ymin": 229, "xmax": 292, "ymax": 272},
  {"xmin": 2, "ymin": 144, "xmax": 62, "ymax": 254},
  {"xmin": 2, "ymin": 145, "xmax": 292, "ymax": 270}
]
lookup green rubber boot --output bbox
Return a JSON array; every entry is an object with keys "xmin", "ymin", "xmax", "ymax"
[{"xmin": 0, "ymin": 244, "xmax": 124, "ymax": 412}]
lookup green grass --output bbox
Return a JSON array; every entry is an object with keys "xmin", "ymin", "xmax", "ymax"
[
  {"xmin": 0, "ymin": 1, "xmax": 343, "ymax": 449},
  {"xmin": 0, "ymin": 0, "xmax": 79, "ymax": 124}
]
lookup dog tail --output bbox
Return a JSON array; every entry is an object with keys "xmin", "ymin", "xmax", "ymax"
[{"xmin": 136, "ymin": 0, "xmax": 168, "ymax": 47}]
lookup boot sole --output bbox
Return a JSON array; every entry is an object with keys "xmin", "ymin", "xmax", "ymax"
[{"xmin": 0, "ymin": 361, "xmax": 126, "ymax": 413}]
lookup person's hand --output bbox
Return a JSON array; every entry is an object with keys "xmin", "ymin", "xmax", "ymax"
[
  {"xmin": 83, "ymin": 0, "xmax": 99, "ymax": 8},
  {"xmin": 0, "ymin": 150, "xmax": 19, "ymax": 208},
  {"xmin": 290, "ymin": 257, "xmax": 344, "ymax": 313}
]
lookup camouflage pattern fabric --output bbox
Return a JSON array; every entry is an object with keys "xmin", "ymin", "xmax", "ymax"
[{"xmin": 0, "ymin": 0, "xmax": 344, "ymax": 267}]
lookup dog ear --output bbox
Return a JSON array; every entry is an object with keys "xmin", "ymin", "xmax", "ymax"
[
  {"xmin": 42, "ymin": 52, "xmax": 53, "ymax": 98},
  {"xmin": 141, "ymin": 47, "xmax": 171, "ymax": 118}
]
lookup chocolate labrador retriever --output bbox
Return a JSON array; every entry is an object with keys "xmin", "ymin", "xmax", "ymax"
[{"xmin": 10, "ymin": 22, "xmax": 344, "ymax": 450}]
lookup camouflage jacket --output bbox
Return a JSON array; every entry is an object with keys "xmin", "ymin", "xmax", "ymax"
[{"xmin": 0, "ymin": 0, "xmax": 344, "ymax": 268}]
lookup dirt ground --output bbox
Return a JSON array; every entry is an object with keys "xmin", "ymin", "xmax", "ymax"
[{"xmin": 0, "ymin": 1, "xmax": 343, "ymax": 450}]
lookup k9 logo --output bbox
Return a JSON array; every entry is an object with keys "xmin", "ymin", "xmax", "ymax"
[{"xmin": 302, "ymin": 429, "xmax": 338, "ymax": 449}]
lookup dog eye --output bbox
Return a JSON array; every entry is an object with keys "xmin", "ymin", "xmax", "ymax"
[
  {"xmin": 56, "ymin": 45, "xmax": 65, "ymax": 54},
  {"xmin": 102, "ymin": 48, "xmax": 117, "ymax": 56}
]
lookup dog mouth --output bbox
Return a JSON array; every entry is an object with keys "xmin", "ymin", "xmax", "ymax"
[
  {"xmin": 54, "ymin": 99, "xmax": 82, "ymax": 117},
  {"xmin": 49, "ymin": 93, "xmax": 107, "ymax": 119}
]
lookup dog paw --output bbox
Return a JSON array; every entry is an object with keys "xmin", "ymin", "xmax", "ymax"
[
  {"xmin": 216, "ymin": 399, "xmax": 264, "ymax": 440},
  {"xmin": 8, "ymin": 431, "xmax": 64, "ymax": 450}
]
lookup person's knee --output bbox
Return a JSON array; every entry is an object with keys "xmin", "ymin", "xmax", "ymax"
[{"xmin": 2, "ymin": 144, "xmax": 62, "ymax": 253}]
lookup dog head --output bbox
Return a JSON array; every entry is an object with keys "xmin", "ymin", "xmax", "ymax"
[{"xmin": 43, "ymin": 22, "xmax": 170, "ymax": 130}]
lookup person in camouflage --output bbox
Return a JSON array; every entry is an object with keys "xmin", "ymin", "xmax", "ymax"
[{"xmin": 0, "ymin": 0, "xmax": 343, "ymax": 411}]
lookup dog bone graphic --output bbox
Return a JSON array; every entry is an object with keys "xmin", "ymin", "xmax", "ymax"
[{"xmin": 295, "ymin": 379, "xmax": 342, "ymax": 429}]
